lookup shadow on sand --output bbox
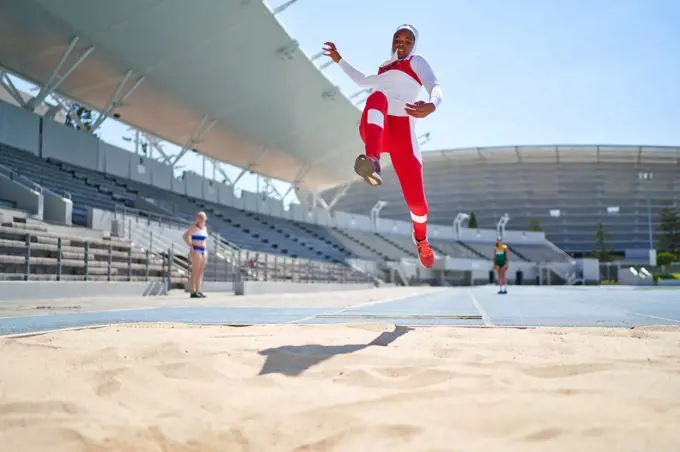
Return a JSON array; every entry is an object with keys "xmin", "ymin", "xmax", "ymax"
[{"xmin": 257, "ymin": 325, "xmax": 413, "ymax": 377}]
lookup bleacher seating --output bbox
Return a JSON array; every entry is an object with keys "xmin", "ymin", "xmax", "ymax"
[
  {"xmin": 0, "ymin": 214, "xmax": 184, "ymax": 282},
  {"xmin": 0, "ymin": 145, "xmax": 134, "ymax": 225},
  {"xmin": 507, "ymin": 243, "xmax": 572, "ymax": 263},
  {"xmin": 0, "ymin": 142, "xmax": 574, "ymax": 289}
]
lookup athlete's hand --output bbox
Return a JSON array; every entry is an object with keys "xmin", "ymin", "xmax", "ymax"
[
  {"xmin": 322, "ymin": 42, "xmax": 342, "ymax": 63},
  {"xmin": 405, "ymin": 101, "xmax": 436, "ymax": 118}
]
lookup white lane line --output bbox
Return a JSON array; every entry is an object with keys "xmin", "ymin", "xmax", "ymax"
[
  {"xmin": 467, "ymin": 289, "xmax": 494, "ymax": 327},
  {"xmin": 630, "ymin": 312, "xmax": 680, "ymax": 324},
  {"xmin": 286, "ymin": 290, "xmax": 445, "ymax": 324}
]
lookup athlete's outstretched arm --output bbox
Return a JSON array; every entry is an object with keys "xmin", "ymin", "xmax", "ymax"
[
  {"xmin": 410, "ymin": 55, "xmax": 444, "ymax": 109},
  {"xmin": 337, "ymin": 58, "xmax": 379, "ymax": 88},
  {"xmin": 323, "ymin": 41, "xmax": 378, "ymax": 88}
]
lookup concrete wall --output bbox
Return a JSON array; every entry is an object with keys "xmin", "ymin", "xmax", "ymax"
[
  {"xmin": 41, "ymin": 119, "xmax": 99, "ymax": 170},
  {"xmin": 234, "ymin": 281, "xmax": 376, "ymax": 295},
  {"xmin": 42, "ymin": 189, "xmax": 73, "ymax": 225},
  {"xmin": 0, "ymin": 281, "xmax": 168, "ymax": 301},
  {"xmin": 0, "ymin": 101, "xmax": 40, "ymax": 155},
  {"xmin": 0, "ymin": 172, "xmax": 42, "ymax": 217}
]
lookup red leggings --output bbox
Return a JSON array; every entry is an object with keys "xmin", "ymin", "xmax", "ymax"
[{"xmin": 359, "ymin": 91, "xmax": 428, "ymax": 241}]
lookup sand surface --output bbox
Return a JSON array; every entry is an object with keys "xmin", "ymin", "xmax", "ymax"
[{"xmin": 1, "ymin": 323, "xmax": 679, "ymax": 452}]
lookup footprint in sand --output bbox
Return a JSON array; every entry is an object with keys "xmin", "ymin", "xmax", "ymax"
[{"xmin": 521, "ymin": 363, "xmax": 612, "ymax": 379}]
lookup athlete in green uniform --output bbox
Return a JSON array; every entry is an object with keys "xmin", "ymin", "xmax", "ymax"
[{"xmin": 493, "ymin": 238, "xmax": 509, "ymax": 294}]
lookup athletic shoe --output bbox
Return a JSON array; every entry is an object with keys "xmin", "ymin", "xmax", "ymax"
[
  {"xmin": 354, "ymin": 154, "xmax": 382, "ymax": 186},
  {"xmin": 412, "ymin": 233, "xmax": 435, "ymax": 268}
]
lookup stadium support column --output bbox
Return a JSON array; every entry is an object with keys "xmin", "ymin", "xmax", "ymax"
[
  {"xmin": 90, "ymin": 71, "xmax": 145, "ymax": 131},
  {"xmin": 638, "ymin": 171, "xmax": 654, "ymax": 250},
  {"xmin": 24, "ymin": 36, "xmax": 95, "ymax": 112},
  {"xmin": 144, "ymin": 134, "xmax": 175, "ymax": 165},
  {"xmin": 272, "ymin": 0, "xmax": 299, "ymax": 14},
  {"xmin": 327, "ymin": 183, "xmax": 351, "ymax": 210},
  {"xmin": 281, "ymin": 163, "xmax": 311, "ymax": 200},
  {"xmin": 52, "ymin": 96, "xmax": 91, "ymax": 130},
  {"xmin": 311, "ymin": 191, "xmax": 329, "ymax": 210},
  {"xmin": 171, "ymin": 115, "xmax": 217, "ymax": 166},
  {"xmin": 211, "ymin": 159, "xmax": 233, "ymax": 185},
  {"xmin": 370, "ymin": 201, "xmax": 388, "ymax": 229},
  {"xmin": 0, "ymin": 72, "xmax": 26, "ymax": 106},
  {"xmin": 232, "ymin": 146, "xmax": 269, "ymax": 186},
  {"xmin": 453, "ymin": 213, "xmax": 470, "ymax": 240},
  {"xmin": 496, "ymin": 213, "xmax": 510, "ymax": 239}
]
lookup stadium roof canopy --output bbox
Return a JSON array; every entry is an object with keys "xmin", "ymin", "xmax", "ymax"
[
  {"xmin": 320, "ymin": 144, "xmax": 680, "ymax": 202},
  {"xmin": 420, "ymin": 144, "xmax": 680, "ymax": 165},
  {"xmin": 0, "ymin": 0, "xmax": 363, "ymax": 191}
]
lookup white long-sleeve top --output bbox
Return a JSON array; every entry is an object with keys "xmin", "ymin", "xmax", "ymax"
[{"xmin": 338, "ymin": 54, "xmax": 443, "ymax": 117}]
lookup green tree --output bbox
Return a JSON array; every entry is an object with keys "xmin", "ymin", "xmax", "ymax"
[
  {"xmin": 657, "ymin": 201, "xmax": 680, "ymax": 255},
  {"xmin": 64, "ymin": 103, "xmax": 96, "ymax": 132},
  {"xmin": 526, "ymin": 218, "xmax": 542, "ymax": 231},
  {"xmin": 656, "ymin": 252, "xmax": 677, "ymax": 268},
  {"xmin": 593, "ymin": 219, "xmax": 612, "ymax": 262},
  {"xmin": 468, "ymin": 211, "xmax": 478, "ymax": 228}
]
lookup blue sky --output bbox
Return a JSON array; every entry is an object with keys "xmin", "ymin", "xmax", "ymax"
[
  {"xmin": 282, "ymin": 0, "xmax": 680, "ymax": 149},
  {"xmin": 8, "ymin": 0, "xmax": 680, "ymax": 200}
]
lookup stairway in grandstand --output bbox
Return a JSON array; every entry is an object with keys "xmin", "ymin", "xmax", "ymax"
[{"xmin": 506, "ymin": 244, "xmax": 531, "ymax": 262}]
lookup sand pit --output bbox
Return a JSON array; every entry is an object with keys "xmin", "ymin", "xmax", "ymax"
[{"xmin": 1, "ymin": 323, "xmax": 679, "ymax": 451}]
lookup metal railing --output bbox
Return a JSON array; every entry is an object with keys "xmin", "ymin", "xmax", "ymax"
[
  {"xmin": 112, "ymin": 206, "xmax": 378, "ymax": 285},
  {"xmin": 1, "ymin": 232, "xmax": 372, "ymax": 285},
  {"xmin": 2, "ymin": 232, "xmax": 182, "ymax": 283}
]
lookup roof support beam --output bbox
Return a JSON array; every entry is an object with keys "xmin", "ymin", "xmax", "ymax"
[
  {"xmin": 25, "ymin": 37, "xmax": 95, "ymax": 111},
  {"xmin": 212, "ymin": 159, "xmax": 233, "ymax": 185},
  {"xmin": 171, "ymin": 115, "xmax": 217, "ymax": 166},
  {"xmin": 231, "ymin": 146, "xmax": 269, "ymax": 186},
  {"xmin": 311, "ymin": 190, "xmax": 329, "ymax": 210},
  {"xmin": 53, "ymin": 96, "xmax": 90, "ymax": 131},
  {"xmin": 91, "ymin": 71, "xmax": 145, "ymax": 132},
  {"xmin": 144, "ymin": 134, "xmax": 174, "ymax": 165},
  {"xmin": 281, "ymin": 163, "xmax": 311, "ymax": 199},
  {"xmin": 476, "ymin": 147, "xmax": 486, "ymax": 163},
  {"xmin": 327, "ymin": 182, "xmax": 351, "ymax": 210},
  {"xmin": 272, "ymin": 0, "xmax": 299, "ymax": 15},
  {"xmin": 318, "ymin": 60, "xmax": 334, "ymax": 70},
  {"xmin": 0, "ymin": 72, "xmax": 27, "ymax": 107},
  {"xmin": 259, "ymin": 176, "xmax": 283, "ymax": 199}
]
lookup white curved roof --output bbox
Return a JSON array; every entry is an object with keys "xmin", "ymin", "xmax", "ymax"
[
  {"xmin": 421, "ymin": 144, "xmax": 680, "ymax": 165},
  {"xmin": 322, "ymin": 144, "xmax": 680, "ymax": 200},
  {"xmin": 0, "ymin": 0, "xmax": 363, "ymax": 190}
]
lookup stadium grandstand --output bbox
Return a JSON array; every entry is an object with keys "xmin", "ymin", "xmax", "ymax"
[
  {"xmin": 0, "ymin": 0, "xmax": 616, "ymax": 299},
  {"xmin": 323, "ymin": 145, "xmax": 680, "ymax": 257}
]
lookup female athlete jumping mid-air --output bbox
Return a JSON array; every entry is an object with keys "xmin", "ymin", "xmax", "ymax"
[
  {"xmin": 493, "ymin": 238, "xmax": 509, "ymax": 294},
  {"xmin": 323, "ymin": 24, "xmax": 443, "ymax": 268}
]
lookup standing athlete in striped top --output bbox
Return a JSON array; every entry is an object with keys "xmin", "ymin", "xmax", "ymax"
[
  {"xmin": 183, "ymin": 211, "xmax": 209, "ymax": 298},
  {"xmin": 323, "ymin": 24, "xmax": 443, "ymax": 268}
]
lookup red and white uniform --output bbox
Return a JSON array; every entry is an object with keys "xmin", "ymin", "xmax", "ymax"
[{"xmin": 338, "ymin": 24, "xmax": 443, "ymax": 242}]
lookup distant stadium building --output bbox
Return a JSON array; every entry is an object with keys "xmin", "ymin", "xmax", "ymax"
[{"xmin": 322, "ymin": 145, "xmax": 680, "ymax": 256}]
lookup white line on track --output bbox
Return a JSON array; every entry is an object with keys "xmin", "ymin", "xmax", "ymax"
[
  {"xmin": 630, "ymin": 312, "xmax": 680, "ymax": 324},
  {"xmin": 467, "ymin": 289, "xmax": 494, "ymax": 327},
  {"xmin": 285, "ymin": 290, "xmax": 443, "ymax": 324}
]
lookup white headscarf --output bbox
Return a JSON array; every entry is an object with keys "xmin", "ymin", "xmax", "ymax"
[{"xmin": 380, "ymin": 24, "xmax": 419, "ymax": 68}]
